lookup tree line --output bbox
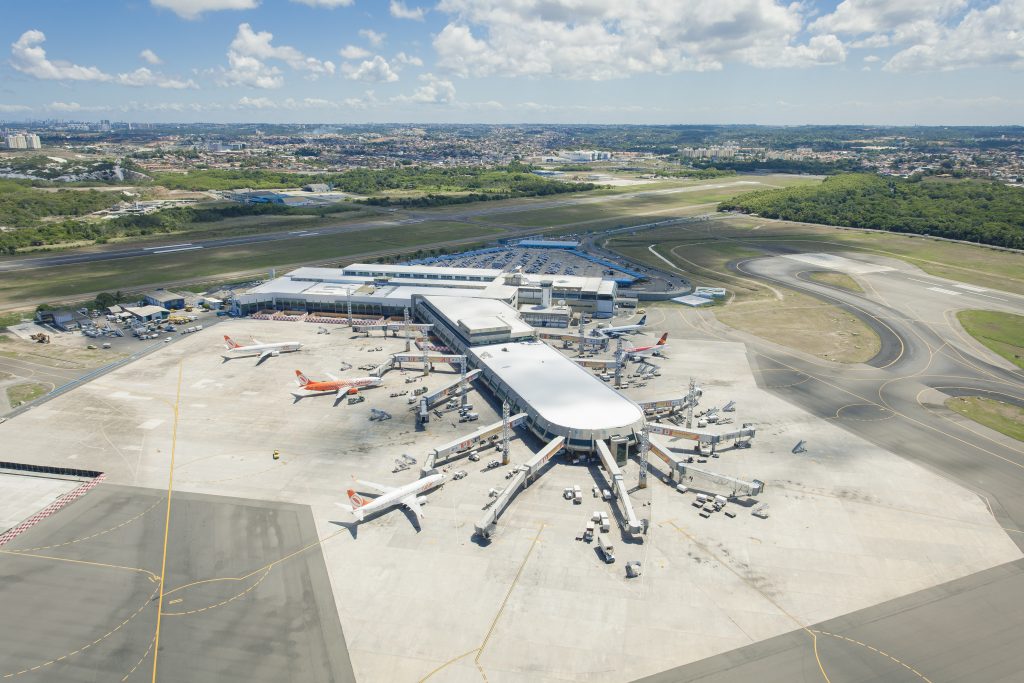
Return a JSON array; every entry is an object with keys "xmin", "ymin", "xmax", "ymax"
[{"xmin": 719, "ymin": 173, "xmax": 1024, "ymax": 249}]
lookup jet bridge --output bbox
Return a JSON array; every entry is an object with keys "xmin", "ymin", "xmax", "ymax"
[
  {"xmin": 423, "ymin": 412, "xmax": 528, "ymax": 473},
  {"xmin": 475, "ymin": 436, "xmax": 565, "ymax": 540},
  {"xmin": 594, "ymin": 439, "xmax": 644, "ymax": 536},
  {"xmin": 638, "ymin": 393, "xmax": 701, "ymax": 419},
  {"xmin": 648, "ymin": 435, "xmax": 764, "ymax": 497},
  {"xmin": 646, "ymin": 421, "xmax": 756, "ymax": 453},
  {"xmin": 392, "ymin": 353, "xmax": 467, "ymax": 371},
  {"xmin": 423, "ymin": 369, "xmax": 482, "ymax": 410}
]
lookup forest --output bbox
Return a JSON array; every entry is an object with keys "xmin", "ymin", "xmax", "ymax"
[
  {"xmin": 0, "ymin": 181, "xmax": 122, "ymax": 226},
  {"xmin": 719, "ymin": 174, "xmax": 1024, "ymax": 249}
]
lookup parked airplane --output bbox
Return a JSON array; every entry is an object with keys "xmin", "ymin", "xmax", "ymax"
[
  {"xmin": 223, "ymin": 335, "xmax": 302, "ymax": 363},
  {"xmin": 337, "ymin": 473, "xmax": 445, "ymax": 524},
  {"xmin": 625, "ymin": 333, "xmax": 669, "ymax": 358},
  {"xmin": 593, "ymin": 314, "xmax": 647, "ymax": 338},
  {"xmin": 294, "ymin": 370, "xmax": 382, "ymax": 402}
]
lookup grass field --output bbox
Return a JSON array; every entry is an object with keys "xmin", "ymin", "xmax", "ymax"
[
  {"xmin": 956, "ymin": 310, "xmax": 1024, "ymax": 369},
  {"xmin": 945, "ymin": 396, "xmax": 1024, "ymax": 442},
  {"xmin": 608, "ymin": 231, "xmax": 881, "ymax": 362},
  {"xmin": 806, "ymin": 271, "xmax": 863, "ymax": 292},
  {"xmin": 6, "ymin": 382, "xmax": 49, "ymax": 408},
  {"xmin": 0, "ymin": 221, "xmax": 497, "ymax": 309}
]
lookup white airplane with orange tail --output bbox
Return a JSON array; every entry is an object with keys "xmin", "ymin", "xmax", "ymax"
[
  {"xmin": 223, "ymin": 335, "xmax": 302, "ymax": 364},
  {"xmin": 294, "ymin": 369, "xmax": 382, "ymax": 399},
  {"xmin": 625, "ymin": 333, "xmax": 669, "ymax": 359},
  {"xmin": 337, "ymin": 473, "xmax": 445, "ymax": 525}
]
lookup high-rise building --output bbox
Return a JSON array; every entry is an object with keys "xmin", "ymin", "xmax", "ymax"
[{"xmin": 4, "ymin": 133, "xmax": 42, "ymax": 149}]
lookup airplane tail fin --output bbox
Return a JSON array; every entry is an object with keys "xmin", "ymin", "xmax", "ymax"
[
  {"xmin": 295, "ymin": 370, "xmax": 311, "ymax": 387},
  {"xmin": 223, "ymin": 335, "xmax": 241, "ymax": 350},
  {"xmin": 657, "ymin": 333, "xmax": 668, "ymax": 345},
  {"xmin": 638, "ymin": 315, "xmax": 647, "ymax": 326},
  {"xmin": 347, "ymin": 488, "xmax": 368, "ymax": 509}
]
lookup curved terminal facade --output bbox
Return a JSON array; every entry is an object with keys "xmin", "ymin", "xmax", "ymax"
[
  {"xmin": 413, "ymin": 294, "xmax": 645, "ymax": 451},
  {"xmin": 469, "ymin": 341, "xmax": 645, "ymax": 451}
]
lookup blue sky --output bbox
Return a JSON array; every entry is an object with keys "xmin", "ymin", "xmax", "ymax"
[{"xmin": 1, "ymin": 0, "xmax": 1022, "ymax": 124}]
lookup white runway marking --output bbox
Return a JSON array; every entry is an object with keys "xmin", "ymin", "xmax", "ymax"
[
  {"xmin": 784, "ymin": 253, "xmax": 895, "ymax": 274},
  {"xmin": 138, "ymin": 419, "xmax": 164, "ymax": 430},
  {"xmin": 955, "ymin": 284, "xmax": 988, "ymax": 292},
  {"xmin": 928, "ymin": 287, "xmax": 961, "ymax": 296}
]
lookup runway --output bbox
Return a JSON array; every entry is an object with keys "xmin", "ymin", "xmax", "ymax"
[{"xmin": 644, "ymin": 252, "xmax": 1024, "ymax": 682}]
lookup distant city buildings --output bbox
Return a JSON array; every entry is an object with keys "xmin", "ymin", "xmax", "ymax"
[{"xmin": 4, "ymin": 133, "xmax": 41, "ymax": 149}]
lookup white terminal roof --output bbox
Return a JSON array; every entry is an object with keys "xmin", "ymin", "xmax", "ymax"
[
  {"xmin": 342, "ymin": 263, "xmax": 502, "ymax": 280},
  {"xmin": 422, "ymin": 295, "xmax": 534, "ymax": 337},
  {"xmin": 470, "ymin": 341, "xmax": 644, "ymax": 434}
]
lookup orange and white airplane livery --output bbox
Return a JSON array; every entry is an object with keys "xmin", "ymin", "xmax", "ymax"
[
  {"xmin": 625, "ymin": 333, "xmax": 669, "ymax": 358},
  {"xmin": 294, "ymin": 370, "xmax": 383, "ymax": 397}
]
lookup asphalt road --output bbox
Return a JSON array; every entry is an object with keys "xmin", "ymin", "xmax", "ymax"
[
  {"xmin": 0, "ymin": 484, "xmax": 351, "ymax": 682},
  {"xmin": 640, "ymin": 253, "xmax": 1024, "ymax": 683}
]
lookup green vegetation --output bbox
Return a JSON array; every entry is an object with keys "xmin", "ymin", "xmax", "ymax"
[
  {"xmin": 0, "ymin": 221, "xmax": 501, "ymax": 308},
  {"xmin": 6, "ymin": 382, "xmax": 49, "ymax": 408},
  {"xmin": 654, "ymin": 168, "xmax": 737, "ymax": 180},
  {"xmin": 147, "ymin": 164, "xmax": 593, "ymax": 198},
  {"xmin": 0, "ymin": 201, "xmax": 359, "ymax": 253},
  {"xmin": 0, "ymin": 311, "xmax": 29, "ymax": 329},
  {"xmin": 956, "ymin": 310, "xmax": 1024, "ymax": 369},
  {"xmin": 0, "ymin": 180, "xmax": 123, "ymax": 226},
  {"xmin": 720, "ymin": 174, "xmax": 1024, "ymax": 249},
  {"xmin": 806, "ymin": 271, "xmax": 863, "ymax": 292},
  {"xmin": 945, "ymin": 396, "xmax": 1024, "ymax": 442}
]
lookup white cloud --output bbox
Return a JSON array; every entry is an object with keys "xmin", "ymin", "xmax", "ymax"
[
  {"xmin": 117, "ymin": 67, "xmax": 198, "ymax": 89},
  {"xmin": 863, "ymin": 54, "xmax": 881, "ymax": 63},
  {"xmin": 432, "ymin": 0, "xmax": 844, "ymax": 79},
  {"xmin": 394, "ymin": 73, "xmax": 455, "ymax": 103},
  {"xmin": 0, "ymin": 103, "xmax": 31, "ymax": 113},
  {"xmin": 343, "ymin": 55, "xmax": 399, "ymax": 82},
  {"xmin": 10, "ymin": 30, "xmax": 112, "ymax": 81},
  {"xmin": 140, "ymin": 49, "xmax": 163, "ymax": 65},
  {"xmin": 394, "ymin": 52, "xmax": 424, "ymax": 67},
  {"xmin": 810, "ymin": 0, "xmax": 966, "ymax": 36},
  {"xmin": 390, "ymin": 0, "xmax": 425, "ymax": 21},
  {"xmin": 150, "ymin": 0, "xmax": 259, "ymax": 20},
  {"xmin": 359, "ymin": 29, "xmax": 386, "ymax": 46},
  {"xmin": 44, "ymin": 101, "xmax": 108, "ymax": 112},
  {"xmin": 290, "ymin": 0, "xmax": 353, "ymax": 6},
  {"xmin": 883, "ymin": 1, "xmax": 1024, "ymax": 71},
  {"xmin": 222, "ymin": 23, "xmax": 335, "ymax": 88},
  {"xmin": 340, "ymin": 44, "xmax": 371, "ymax": 59},
  {"xmin": 235, "ymin": 95, "xmax": 278, "ymax": 109}
]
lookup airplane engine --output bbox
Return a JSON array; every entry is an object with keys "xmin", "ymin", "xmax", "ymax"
[
  {"xmin": 347, "ymin": 387, "xmax": 359, "ymax": 395},
  {"xmin": 271, "ymin": 351, "xmax": 280, "ymax": 357},
  {"xmin": 416, "ymin": 496, "xmax": 428, "ymax": 505}
]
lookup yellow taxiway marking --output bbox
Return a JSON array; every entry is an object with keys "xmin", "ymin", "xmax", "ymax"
[
  {"xmin": 151, "ymin": 361, "xmax": 183, "ymax": 683},
  {"xmin": 812, "ymin": 630, "xmax": 933, "ymax": 682}
]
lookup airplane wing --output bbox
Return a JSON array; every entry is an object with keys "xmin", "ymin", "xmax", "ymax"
[
  {"xmin": 326, "ymin": 372, "xmax": 339, "ymax": 381},
  {"xmin": 258, "ymin": 349, "xmax": 273, "ymax": 362},
  {"xmin": 401, "ymin": 495, "xmax": 424, "ymax": 520},
  {"xmin": 357, "ymin": 479, "xmax": 396, "ymax": 494}
]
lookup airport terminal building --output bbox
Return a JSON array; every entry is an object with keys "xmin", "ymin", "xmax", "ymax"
[{"xmin": 234, "ymin": 264, "xmax": 617, "ymax": 320}]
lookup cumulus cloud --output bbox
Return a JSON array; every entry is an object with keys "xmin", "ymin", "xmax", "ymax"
[
  {"xmin": 390, "ymin": 0, "xmax": 425, "ymax": 21},
  {"xmin": 11, "ymin": 30, "xmax": 112, "ymax": 81},
  {"xmin": 883, "ymin": 1, "xmax": 1024, "ymax": 71},
  {"xmin": 340, "ymin": 44, "xmax": 371, "ymax": 59},
  {"xmin": 0, "ymin": 103, "xmax": 31, "ymax": 113},
  {"xmin": 290, "ymin": 0, "xmax": 353, "ymax": 6},
  {"xmin": 150, "ymin": 0, "xmax": 259, "ymax": 20},
  {"xmin": 431, "ymin": 0, "xmax": 845, "ymax": 79},
  {"xmin": 140, "ymin": 49, "xmax": 163, "ymax": 65},
  {"xmin": 394, "ymin": 52, "xmax": 424, "ymax": 67},
  {"xmin": 117, "ymin": 67, "xmax": 198, "ymax": 89},
  {"xmin": 359, "ymin": 29, "xmax": 385, "ymax": 46},
  {"xmin": 11, "ymin": 31, "xmax": 198, "ymax": 89},
  {"xmin": 810, "ymin": 0, "xmax": 967, "ymax": 35},
  {"xmin": 221, "ymin": 23, "xmax": 334, "ymax": 88},
  {"xmin": 394, "ymin": 73, "xmax": 455, "ymax": 103},
  {"xmin": 342, "ymin": 55, "xmax": 399, "ymax": 82}
]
